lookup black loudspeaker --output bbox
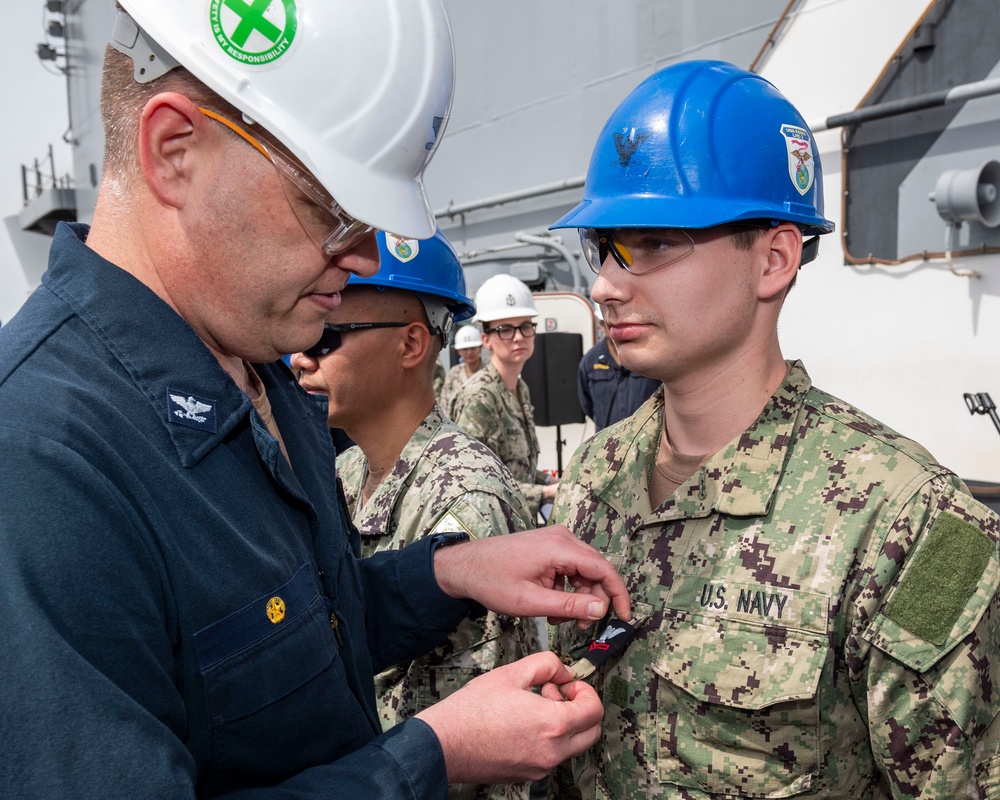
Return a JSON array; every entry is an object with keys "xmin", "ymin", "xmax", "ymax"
[{"xmin": 520, "ymin": 332, "xmax": 585, "ymax": 427}]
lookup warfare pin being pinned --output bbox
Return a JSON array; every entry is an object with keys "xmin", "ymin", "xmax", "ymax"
[{"xmin": 569, "ymin": 617, "xmax": 643, "ymax": 680}]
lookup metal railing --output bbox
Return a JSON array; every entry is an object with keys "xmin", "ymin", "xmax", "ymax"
[{"xmin": 21, "ymin": 144, "xmax": 73, "ymax": 205}]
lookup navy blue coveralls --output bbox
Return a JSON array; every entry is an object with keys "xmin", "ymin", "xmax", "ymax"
[{"xmin": 0, "ymin": 223, "xmax": 471, "ymax": 799}]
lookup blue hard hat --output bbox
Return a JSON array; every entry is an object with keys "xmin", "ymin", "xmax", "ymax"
[
  {"xmin": 551, "ymin": 60, "xmax": 834, "ymax": 236},
  {"xmin": 349, "ymin": 229, "xmax": 476, "ymax": 324}
]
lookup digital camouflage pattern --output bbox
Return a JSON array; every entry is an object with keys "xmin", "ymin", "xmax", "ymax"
[
  {"xmin": 338, "ymin": 404, "xmax": 535, "ymax": 800},
  {"xmin": 433, "ymin": 359, "xmax": 447, "ymax": 397},
  {"xmin": 452, "ymin": 361, "xmax": 550, "ymax": 517},
  {"xmin": 549, "ymin": 361, "xmax": 1000, "ymax": 800},
  {"xmin": 440, "ymin": 362, "xmax": 478, "ymax": 421}
]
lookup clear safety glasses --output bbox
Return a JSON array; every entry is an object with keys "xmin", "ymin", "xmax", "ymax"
[
  {"xmin": 199, "ymin": 108, "xmax": 375, "ymax": 257},
  {"xmin": 580, "ymin": 227, "xmax": 695, "ymax": 275},
  {"xmin": 302, "ymin": 322, "xmax": 411, "ymax": 359}
]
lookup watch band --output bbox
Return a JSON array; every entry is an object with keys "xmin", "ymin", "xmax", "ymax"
[{"xmin": 429, "ymin": 531, "xmax": 471, "ymax": 549}]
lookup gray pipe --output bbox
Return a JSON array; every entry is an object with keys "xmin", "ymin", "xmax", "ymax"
[
  {"xmin": 515, "ymin": 232, "xmax": 585, "ymax": 293},
  {"xmin": 809, "ymin": 76, "xmax": 1000, "ymax": 133}
]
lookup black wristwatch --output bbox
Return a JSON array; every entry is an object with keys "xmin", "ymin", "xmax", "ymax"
[
  {"xmin": 429, "ymin": 531, "xmax": 484, "ymax": 619},
  {"xmin": 429, "ymin": 531, "xmax": 471, "ymax": 550}
]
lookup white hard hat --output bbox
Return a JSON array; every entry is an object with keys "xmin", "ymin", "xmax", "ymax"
[
  {"xmin": 454, "ymin": 325, "xmax": 482, "ymax": 350},
  {"xmin": 112, "ymin": 0, "xmax": 454, "ymax": 239},
  {"xmin": 473, "ymin": 274, "xmax": 538, "ymax": 324}
]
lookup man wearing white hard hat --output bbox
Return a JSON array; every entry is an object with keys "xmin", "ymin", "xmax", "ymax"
[
  {"xmin": 440, "ymin": 323, "xmax": 485, "ymax": 420},
  {"xmin": 0, "ymin": 3, "xmax": 630, "ymax": 798},
  {"xmin": 453, "ymin": 274, "xmax": 559, "ymax": 519}
]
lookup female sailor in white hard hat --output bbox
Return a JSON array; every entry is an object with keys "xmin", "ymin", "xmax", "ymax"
[{"xmin": 451, "ymin": 274, "xmax": 558, "ymax": 518}]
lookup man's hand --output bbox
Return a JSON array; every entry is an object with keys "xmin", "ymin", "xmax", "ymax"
[
  {"xmin": 433, "ymin": 525, "xmax": 630, "ymax": 628},
  {"xmin": 541, "ymin": 481, "xmax": 560, "ymax": 503},
  {"xmin": 416, "ymin": 652, "xmax": 604, "ymax": 784}
]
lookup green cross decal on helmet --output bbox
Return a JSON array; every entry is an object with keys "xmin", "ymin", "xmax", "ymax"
[
  {"xmin": 209, "ymin": 0, "xmax": 299, "ymax": 67},
  {"xmin": 111, "ymin": 0, "xmax": 456, "ymax": 240}
]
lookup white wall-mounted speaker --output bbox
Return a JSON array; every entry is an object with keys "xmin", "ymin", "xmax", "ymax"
[{"xmin": 930, "ymin": 159, "xmax": 1000, "ymax": 228}]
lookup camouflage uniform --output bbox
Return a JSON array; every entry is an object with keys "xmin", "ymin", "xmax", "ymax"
[
  {"xmin": 550, "ymin": 361, "xmax": 1000, "ymax": 799},
  {"xmin": 440, "ymin": 362, "xmax": 478, "ymax": 420},
  {"xmin": 338, "ymin": 404, "xmax": 535, "ymax": 800},
  {"xmin": 453, "ymin": 361, "xmax": 551, "ymax": 517},
  {"xmin": 433, "ymin": 358, "xmax": 447, "ymax": 398}
]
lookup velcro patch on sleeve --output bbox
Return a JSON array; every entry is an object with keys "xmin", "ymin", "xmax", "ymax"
[
  {"xmin": 429, "ymin": 510, "xmax": 475, "ymax": 538},
  {"xmin": 884, "ymin": 511, "xmax": 993, "ymax": 645}
]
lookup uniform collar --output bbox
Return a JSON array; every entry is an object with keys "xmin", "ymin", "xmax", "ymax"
[
  {"xmin": 590, "ymin": 362, "xmax": 813, "ymax": 521},
  {"xmin": 352, "ymin": 404, "xmax": 447, "ymax": 529},
  {"xmin": 44, "ymin": 223, "xmax": 254, "ymax": 467},
  {"xmin": 482, "ymin": 360, "xmax": 504, "ymax": 386},
  {"xmin": 385, "ymin": 404, "xmax": 447, "ymax": 488},
  {"xmin": 481, "ymin": 360, "xmax": 529, "ymax": 407}
]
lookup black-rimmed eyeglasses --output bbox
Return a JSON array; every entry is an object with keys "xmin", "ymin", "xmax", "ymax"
[
  {"xmin": 302, "ymin": 322, "xmax": 410, "ymax": 358},
  {"xmin": 483, "ymin": 322, "xmax": 537, "ymax": 341}
]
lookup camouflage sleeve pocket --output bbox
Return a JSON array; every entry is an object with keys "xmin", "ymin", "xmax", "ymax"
[
  {"xmin": 864, "ymin": 511, "xmax": 999, "ymax": 673},
  {"xmin": 650, "ymin": 617, "xmax": 827, "ymax": 797}
]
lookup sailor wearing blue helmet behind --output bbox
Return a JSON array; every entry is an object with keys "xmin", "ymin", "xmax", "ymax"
[
  {"xmin": 0, "ymin": 1, "xmax": 631, "ymax": 798},
  {"xmin": 293, "ymin": 228, "xmax": 538, "ymax": 800},
  {"xmin": 547, "ymin": 60, "xmax": 1000, "ymax": 799}
]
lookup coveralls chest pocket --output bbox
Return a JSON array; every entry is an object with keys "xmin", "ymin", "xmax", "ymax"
[
  {"xmin": 651, "ymin": 611, "xmax": 829, "ymax": 798},
  {"xmin": 193, "ymin": 564, "xmax": 368, "ymax": 788}
]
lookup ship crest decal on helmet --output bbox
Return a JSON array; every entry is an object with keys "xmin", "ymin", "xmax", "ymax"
[
  {"xmin": 781, "ymin": 124, "xmax": 815, "ymax": 196},
  {"xmin": 387, "ymin": 235, "xmax": 419, "ymax": 263}
]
